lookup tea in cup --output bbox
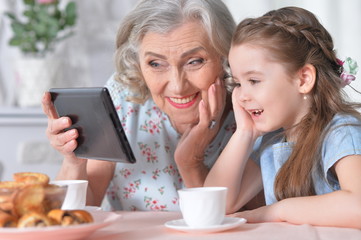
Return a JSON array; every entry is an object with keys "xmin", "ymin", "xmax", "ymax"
[{"xmin": 178, "ymin": 187, "xmax": 227, "ymax": 228}]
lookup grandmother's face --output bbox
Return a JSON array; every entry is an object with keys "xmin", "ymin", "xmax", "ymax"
[{"xmin": 139, "ymin": 22, "xmax": 223, "ymax": 128}]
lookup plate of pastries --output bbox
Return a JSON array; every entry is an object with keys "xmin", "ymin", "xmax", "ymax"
[{"xmin": 0, "ymin": 172, "xmax": 121, "ymax": 240}]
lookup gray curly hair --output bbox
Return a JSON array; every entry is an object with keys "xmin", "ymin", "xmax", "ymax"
[{"xmin": 114, "ymin": 0, "xmax": 236, "ymax": 104}]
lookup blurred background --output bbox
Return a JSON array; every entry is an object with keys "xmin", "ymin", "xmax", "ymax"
[{"xmin": 0, "ymin": 0, "xmax": 360, "ymax": 180}]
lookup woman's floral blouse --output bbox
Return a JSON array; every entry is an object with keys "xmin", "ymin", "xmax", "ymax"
[{"xmin": 102, "ymin": 75, "xmax": 235, "ymax": 211}]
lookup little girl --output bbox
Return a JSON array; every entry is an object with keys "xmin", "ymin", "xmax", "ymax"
[{"xmin": 204, "ymin": 7, "xmax": 361, "ymax": 228}]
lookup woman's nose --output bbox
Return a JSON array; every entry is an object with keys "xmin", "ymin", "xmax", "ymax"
[{"xmin": 168, "ymin": 67, "xmax": 186, "ymax": 93}]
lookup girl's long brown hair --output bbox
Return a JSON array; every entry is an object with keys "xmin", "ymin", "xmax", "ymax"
[{"xmin": 232, "ymin": 7, "xmax": 361, "ymax": 200}]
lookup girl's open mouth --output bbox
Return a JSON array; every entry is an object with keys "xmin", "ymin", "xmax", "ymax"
[{"xmin": 249, "ymin": 109, "xmax": 264, "ymax": 117}]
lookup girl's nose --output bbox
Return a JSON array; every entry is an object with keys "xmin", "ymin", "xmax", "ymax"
[{"xmin": 234, "ymin": 86, "xmax": 250, "ymax": 102}]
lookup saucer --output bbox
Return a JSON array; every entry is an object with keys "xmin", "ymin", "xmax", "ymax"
[{"xmin": 164, "ymin": 217, "xmax": 247, "ymax": 234}]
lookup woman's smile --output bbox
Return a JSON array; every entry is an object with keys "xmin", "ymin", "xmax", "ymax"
[
  {"xmin": 167, "ymin": 93, "xmax": 199, "ymax": 108},
  {"xmin": 138, "ymin": 21, "xmax": 222, "ymax": 132}
]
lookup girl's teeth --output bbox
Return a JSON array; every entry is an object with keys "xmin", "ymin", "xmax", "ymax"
[{"xmin": 253, "ymin": 110, "xmax": 263, "ymax": 115}]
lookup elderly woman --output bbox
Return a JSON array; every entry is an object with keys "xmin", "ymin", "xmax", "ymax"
[{"xmin": 42, "ymin": 0, "xmax": 237, "ymax": 211}]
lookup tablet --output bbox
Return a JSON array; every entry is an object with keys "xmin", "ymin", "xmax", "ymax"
[{"xmin": 49, "ymin": 87, "xmax": 136, "ymax": 163}]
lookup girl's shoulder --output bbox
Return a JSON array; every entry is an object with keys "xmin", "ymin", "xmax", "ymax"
[
  {"xmin": 323, "ymin": 114, "xmax": 361, "ymax": 151},
  {"xmin": 325, "ymin": 114, "xmax": 361, "ymax": 137},
  {"xmin": 330, "ymin": 113, "xmax": 361, "ymax": 126}
]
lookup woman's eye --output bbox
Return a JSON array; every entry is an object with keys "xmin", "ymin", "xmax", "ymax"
[
  {"xmin": 149, "ymin": 61, "xmax": 160, "ymax": 68},
  {"xmin": 148, "ymin": 60, "xmax": 169, "ymax": 71},
  {"xmin": 188, "ymin": 58, "xmax": 204, "ymax": 65},
  {"xmin": 185, "ymin": 58, "xmax": 205, "ymax": 69}
]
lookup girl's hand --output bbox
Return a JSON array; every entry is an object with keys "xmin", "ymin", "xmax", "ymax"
[
  {"xmin": 174, "ymin": 78, "xmax": 227, "ymax": 186},
  {"xmin": 41, "ymin": 92, "xmax": 82, "ymax": 163},
  {"xmin": 229, "ymin": 204, "xmax": 281, "ymax": 223},
  {"xmin": 231, "ymin": 88, "xmax": 262, "ymax": 140}
]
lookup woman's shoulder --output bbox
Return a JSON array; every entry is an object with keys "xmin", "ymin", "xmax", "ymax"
[
  {"xmin": 104, "ymin": 74, "xmax": 130, "ymax": 103},
  {"xmin": 104, "ymin": 74, "xmax": 155, "ymax": 110}
]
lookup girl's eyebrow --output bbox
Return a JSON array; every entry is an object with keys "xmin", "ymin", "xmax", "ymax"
[{"xmin": 237, "ymin": 70, "xmax": 264, "ymax": 78}]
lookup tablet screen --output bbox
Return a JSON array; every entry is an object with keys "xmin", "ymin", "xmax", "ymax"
[{"xmin": 49, "ymin": 87, "xmax": 136, "ymax": 163}]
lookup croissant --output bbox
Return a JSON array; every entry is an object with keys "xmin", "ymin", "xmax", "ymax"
[
  {"xmin": 0, "ymin": 191, "xmax": 14, "ymax": 214},
  {"xmin": 0, "ymin": 210, "xmax": 17, "ymax": 228},
  {"xmin": 17, "ymin": 212, "xmax": 53, "ymax": 228},
  {"xmin": 13, "ymin": 172, "xmax": 49, "ymax": 186},
  {"xmin": 13, "ymin": 184, "xmax": 45, "ymax": 217},
  {"xmin": 48, "ymin": 209, "xmax": 93, "ymax": 226}
]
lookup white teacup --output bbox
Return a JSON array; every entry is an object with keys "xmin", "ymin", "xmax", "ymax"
[
  {"xmin": 51, "ymin": 180, "xmax": 88, "ymax": 210},
  {"xmin": 178, "ymin": 187, "xmax": 227, "ymax": 228}
]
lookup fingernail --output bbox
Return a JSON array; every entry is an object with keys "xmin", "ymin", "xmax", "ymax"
[
  {"xmin": 62, "ymin": 118, "xmax": 68, "ymax": 124},
  {"xmin": 70, "ymin": 129, "xmax": 77, "ymax": 136}
]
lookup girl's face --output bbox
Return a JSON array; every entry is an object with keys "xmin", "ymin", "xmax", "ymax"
[
  {"xmin": 229, "ymin": 43, "xmax": 309, "ymax": 133},
  {"xmin": 139, "ymin": 22, "xmax": 222, "ymax": 131}
]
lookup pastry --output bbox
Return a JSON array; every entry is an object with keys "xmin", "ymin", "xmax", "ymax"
[
  {"xmin": 13, "ymin": 184, "xmax": 45, "ymax": 217},
  {"xmin": 17, "ymin": 212, "xmax": 53, "ymax": 228},
  {"xmin": 48, "ymin": 209, "xmax": 94, "ymax": 226},
  {"xmin": 0, "ymin": 172, "xmax": 91, "ymax": 228},
  {"xmin": 70, "ymin": 210, "xmax": 94, "ymax": 223},
  {"xmin": 0, "ymin": 210, "xmax": 17, "ymax": 228},
  {"xmin": 13, "ymin": 172, "xmax": 49, "ymax": 186}
]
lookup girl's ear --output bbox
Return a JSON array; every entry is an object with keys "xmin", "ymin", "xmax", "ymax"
[{"xmin": 297, "ymin": 64, "xmax": 316, "ymax": 94}]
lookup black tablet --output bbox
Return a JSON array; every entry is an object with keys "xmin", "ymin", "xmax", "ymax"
[{"xmin": 49, "ymin": 87, "xmax": 136, "ymax": 163}]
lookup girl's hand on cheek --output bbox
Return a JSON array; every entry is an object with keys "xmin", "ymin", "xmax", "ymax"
[{"xmin": 231, "ymin": 90, "xmax": 262, "ymax": 139}]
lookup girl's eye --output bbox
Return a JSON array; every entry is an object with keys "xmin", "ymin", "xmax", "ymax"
[
  {"xmin": 229, "ymin": 82, "xmax": 241, "ymax": 89},
  {"xmin": 249, "ymin": 79, "xmax": 260, "ymax": 85}
]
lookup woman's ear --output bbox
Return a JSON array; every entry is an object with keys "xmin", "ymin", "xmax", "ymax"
[{"xmin": 297, "ymin": 64, "xmax": 316, "ymax": 94}]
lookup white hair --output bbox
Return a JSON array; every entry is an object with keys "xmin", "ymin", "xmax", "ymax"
[{"xmin": 114, "ymin": 0, "xmax": 236, "ymax": 103}]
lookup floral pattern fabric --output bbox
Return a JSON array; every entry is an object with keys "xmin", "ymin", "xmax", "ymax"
[{"xmin": 102, "ymin": 75, "xmax": 236, "ymax": 211}]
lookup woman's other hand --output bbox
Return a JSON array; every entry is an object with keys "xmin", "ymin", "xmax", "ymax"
[{"xmin": 41, "ymin": 92, "xmax": 80, "ymax": 162}]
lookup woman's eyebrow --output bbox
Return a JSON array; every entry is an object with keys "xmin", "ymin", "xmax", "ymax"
[
  {"xmin": 181, "ymin": 47, "xmax": 205, "ymax": 58},
  {"xmin": 143, "ymin": 46, "xmax": 205, "ymax": 59},
  {"xmin": 144, "ymin": 52, "xmax": 166, "ymax": 59}
]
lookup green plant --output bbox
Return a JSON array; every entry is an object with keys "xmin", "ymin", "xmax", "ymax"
[{"xmin": 5, "ymin": 0, "xmax": 77, "ymax": 56}]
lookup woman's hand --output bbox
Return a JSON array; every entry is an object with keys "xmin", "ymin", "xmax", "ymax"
[
  {"xmin": 174, "ymin": 78, "xmax": 227, "ymax": 187},
  {"xmin": 41, "ymin": 92, "xmax": 82, "ymax": 164}
]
